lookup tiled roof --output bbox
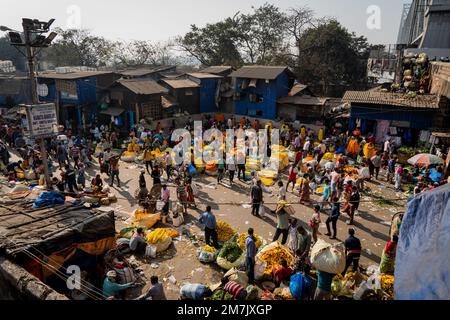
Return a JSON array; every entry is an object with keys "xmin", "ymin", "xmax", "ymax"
[{"xmin": 342, "ymin": 90, "xmax": 439, "ymax": 109}]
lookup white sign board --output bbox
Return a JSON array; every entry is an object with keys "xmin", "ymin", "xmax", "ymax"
[{"xmin": 24, "ymin": 103, "xmax": 58, "ymax": 138}]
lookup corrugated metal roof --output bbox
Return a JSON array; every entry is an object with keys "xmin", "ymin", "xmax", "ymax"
[
  {"xmin": 342, "ymin": 90, "xmax": 439, "ymax": 109},
  {"xmin": 187, "ymin": 72, "xmax": 222, "ymax": 79},
  {"xmin": 162, "ymin": 79, "xmax": 200, "ymax": 89},
  {"xmin": 199, "ymin": 66, "xmax": 232, "ymax": 75},
  {"xmin": 230, "ymin": 65, "xmax": 289, "ymax": 80},
  {"xmin": 278, "ymin": 96, "xmax": 328, "ymax": 106},
  {"xmin": 119, "ymin": 65, "xmax": 175, "ymax": 77},
  {"xmin": 37, "ymin": 71, "xmax": 113, "ymax": 80},
  {"xmin": 288, "ymin": 83, "xmax": 309, "ymax": 96},
  {"xmin": 117, "ymin": 79, "xmax": 168, "ymax": 95}
]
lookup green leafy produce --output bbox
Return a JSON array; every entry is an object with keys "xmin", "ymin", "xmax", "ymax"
[
  {"xmin": 218, "ymin": 242, "xmax": 243, "ymax": 263},
  {"xmin": 208, "ymin": 289, "xmax": 233, "ymax": 300}
]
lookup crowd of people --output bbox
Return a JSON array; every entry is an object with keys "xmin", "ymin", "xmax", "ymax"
[{"xmin": 1, "ymin": 113, "xmax": 448, "ymax": 301}]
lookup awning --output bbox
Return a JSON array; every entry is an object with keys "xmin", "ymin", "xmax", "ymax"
[
  {"xmin": 100, "ymin": 107, "xmax": 125, "ymax": 116},
  {"xmin": 335, "ymin": 113, "xmax": 350, "ymax": 119},
  {"xmin": 431, "ymin": 132, "xmax": 450, "ymax": 138},
  {"xmin": 161, "ymin": 95, "xmax": 178, "ymax": 109}
]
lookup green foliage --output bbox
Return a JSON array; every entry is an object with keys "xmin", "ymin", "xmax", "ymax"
[
  {"xmin": 218, "ymin": 241, "xmax": 242, "ymax": 263},
  {"xmin": 294, "ymin": 20, "xmax": 370, "ymax": 94}
]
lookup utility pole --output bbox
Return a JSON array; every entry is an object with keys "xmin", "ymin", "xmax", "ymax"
[{"xmin": 22, "ymin": 20, "xmax": 52, "ymax": 189}]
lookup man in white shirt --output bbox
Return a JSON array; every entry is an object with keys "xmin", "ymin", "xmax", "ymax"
[
  {"xmin": 330, "ymin": 169, "xmax": 339, "ymax": 194},
  {"xmin": 294, "ymin": 135, "xmax": 301, "ymax": 151},
  {"xmin": 384, "ymin": 139, "xmax": 391, "ymax": 154},
  {"xmin": 303, "ymin": 139, "xmax": 311, "ymax": 158},
  {"xmin": 356, "ymin": 163, "xmax": 370, "ymax": 190},
  {"xmin": 227, "ymin": 118, "xmax": 233, "ymax": 129}
]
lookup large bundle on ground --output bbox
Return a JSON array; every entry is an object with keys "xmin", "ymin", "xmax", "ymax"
[
  {"xmin": 121, "ymin": 151, "xmax": 136, "ymax": 162},
  {"xmin": 146, "ymin": 228, "xmax": 179, "ymax": 243},
  {"xmin": 216, "ymin": 220, "xmax": 237, "ymax": 242},
  {"xmin": 310, "ymin": 239, "xmax": 346, "ymax": 274},
  {"xmin": 254, "ymin": 242, "xmax": 294, "ymax": 279},
  {"xmin": 133, "ymin": 209, "xmax": 161, "ymax": 228},
  {"xmin": 197, "ymin": 245, "xmax": 219, "ymax": 263},
  {"xmin": 216, "ymin": 239, "xmax": 245, "ymax": 270}
]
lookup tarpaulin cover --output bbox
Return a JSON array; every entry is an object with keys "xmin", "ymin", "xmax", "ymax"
[
  {"xmin": 394, "ymin": 183, "xmax": 450, "ymax": 300},
  {"xmin": 32, "ymin": 191, "xmax": 65, "ymax": 208}
]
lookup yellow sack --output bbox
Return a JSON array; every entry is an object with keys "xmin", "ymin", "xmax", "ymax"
[
  {"xmin": 322, "ymin": 152, "xmax": 334, "ymax": 161},
  {"xmin": 260, "ymin": 177, "xmax": 274, "ymax": 186},
  {"xmin": 134, "ymin": 212, "xmax": 161, "ymax": 229}
]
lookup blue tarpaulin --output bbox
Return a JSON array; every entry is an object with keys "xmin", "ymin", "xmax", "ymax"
[
  {"xmin": 394, "ymin": 183, "xmax": 450, "ymax": 300},
  {"xmin": 32, "ymin": 191, "xmax": 65, "ymax": 209}
]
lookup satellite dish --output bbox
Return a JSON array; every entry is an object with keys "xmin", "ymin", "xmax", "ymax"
[{"xmin": 38, "ymin": 83, "xmax": 48, "ymax": 97}]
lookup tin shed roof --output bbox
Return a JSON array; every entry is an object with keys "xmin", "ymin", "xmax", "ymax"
[
  {"xmin": 116, "ymin": 79, "xmax": 168, "ymax": 95},
  {"xmin": 230, "ymin": 66, "xmax": 290, "ymax": 80},
  {"xmin": 161, "ymin": 79, "xmax": 200, "ymax": 89},
  {"xmin": 342, "ymin": 90, "xmax": 439, "ymax": 109}
]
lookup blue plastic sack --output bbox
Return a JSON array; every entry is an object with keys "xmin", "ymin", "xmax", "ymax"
[
  {"xmin": 32, "ymin": 191, "xmax": 65, "ymax": 209},
  {"xmin": 290, "ymin": 272, "xmax": 304, "ymax": 299},
  {"xmin": 188, "ymin": 164, "xmax": 197, "ymax": 175},
  {"xmin": 290, "ymin": 272, "xmax": 312, "ymax": 300}
]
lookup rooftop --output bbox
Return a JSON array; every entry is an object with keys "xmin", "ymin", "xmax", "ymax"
[
  {"xmin": 161, "ymin": 79, "xmax": 200, "ymax": 89},
  {"xmin": 118, "ymin": 65, "xmax": 175, "ymax": 77},
  {"xmin": 187, "ymin": 72, "xmax": 222, "ymax": 79},
  {"xmin": 116, "ymin": 79, "xmax": 168, "ymax": 95},
  {"xmin": 37, "ymin": 71, "xmax": 114, "ymax": 80},
  {"xmin": 199, "ymin": 66, "xmax": 232, "ymax": 75},
  {"xmin": 230, "ymin": 65, "xmax": 291, "ymax": 80},
  {"xmin": 0, "ymin": 200, "xmax": 114, "ymax": 256},
  {"xmin": 288, "ymin": 83, "xmax": 310, "ymax": 96},
  {"xmin": 342, "ymin": 90, "xmax": 440, "ymax": 109}
]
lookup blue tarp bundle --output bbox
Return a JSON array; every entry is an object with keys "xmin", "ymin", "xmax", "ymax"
[
  {"xmin": 32, "ymin": 191, "xmax": 65, "ymax": 209},
  {"xmin": 394, "ymin": 183, "xmax": 450, "ymax": 300}
]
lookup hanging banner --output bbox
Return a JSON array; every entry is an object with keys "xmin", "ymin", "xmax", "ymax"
[{"xmin": 23, "ymin": 103, "xmax": 58, "ymax": 138}]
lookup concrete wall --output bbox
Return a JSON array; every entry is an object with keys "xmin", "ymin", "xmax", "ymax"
[{"xmin": 0, "ymin": 257, "xmax": 67, "ymax": 300}]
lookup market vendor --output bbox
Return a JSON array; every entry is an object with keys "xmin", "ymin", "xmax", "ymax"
[
  {"xmin": 342, "ymin": 228, "xmax": 362, "ymax": 275},
  {"xmin": 295, "ymin": 226, "xmax": 312, "ymax": 262},
  {"xmin": 137, "ymin": 276, "xmax": 167, "ymax": 300},
  {"xmin": 272, "ymin": 258, "xmax": 293, "ymax": 286},
  {"xmin": 129, "ymin": 227, "xmax": 147, "ymax": 255},
  {"xmin": 272, "ymin": 201, "xmax": 291, "ymax": 245},
  {"xmin": 102, "ymin": 270, "xmax": 134, "ymax": 299},
  {"xmin": 199, "ymin": 205, "xmax": 219, "ymax": 249},
  {"xmin": 180, "ymin": 283, "xmax": 213, "ymax": 300},
  {"xmin": 380, "ymin": 235, "xmax": 398, "ymax": 274},
  {"xmin": 314, "ymin": 270, "xmax": 334, "ymax": 300},
  {"xmin": 91, "ymin": 174, "xmax": 103, "ymax": 193}
]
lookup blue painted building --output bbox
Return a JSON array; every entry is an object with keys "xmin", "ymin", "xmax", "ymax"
[
  {"xmin": 187, "ymin": 73, "xmax": 223, "ymax": 113},
  {"xmin": 343, "ymin": 90, "xmax": 443, "ymax": 145},
  {"xmin": 37, "ymin": 71, "xmax": 119, "ymax": 133},
  {"xmin": 230, "ymin": 66, "xmax": 295, "ymax": 120}
]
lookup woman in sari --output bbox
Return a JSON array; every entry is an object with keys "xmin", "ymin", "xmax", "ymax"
[
  {"xmin": 185, "ymin": 177, "xmax": 196, "ymax": 208},
  {"xmin": 380, "ymin": 235, "xmax": 398, "ymax": 274},
  {"xmin": 299, "ymin": 175, "xmax": 311, "ymax": 205}
]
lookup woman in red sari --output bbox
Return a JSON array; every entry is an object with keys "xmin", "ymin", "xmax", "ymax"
[
  {"xmin": 185, "ymin": 177, "xmax": 196, "ymax": 208},
  {"xmin": 299, "ymin": 175, "xmax": 311, "ymax": 205}
]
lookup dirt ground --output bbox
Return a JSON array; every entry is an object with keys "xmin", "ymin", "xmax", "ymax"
[
  {"xmin": 7, "ymin": 151, "xmax": 408, "ymax": 299},
  {"xmin": 103, "ymin": 158, "xmax": 407, "ymax": 299}
]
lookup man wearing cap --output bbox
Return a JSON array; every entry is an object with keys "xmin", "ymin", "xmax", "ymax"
[{"xmin": 102, "ymin": 270, "xmax": 134, "ymax": 299}]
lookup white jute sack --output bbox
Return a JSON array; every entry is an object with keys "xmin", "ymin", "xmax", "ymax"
[{"xmin": 310, "ymin": 239, "xmax": 346, "ymax": 274}]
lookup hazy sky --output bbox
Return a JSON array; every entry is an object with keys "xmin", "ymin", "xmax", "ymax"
[{"xmin": 2, "ymin": 0, "xmax": 407, "ymax": 45}]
